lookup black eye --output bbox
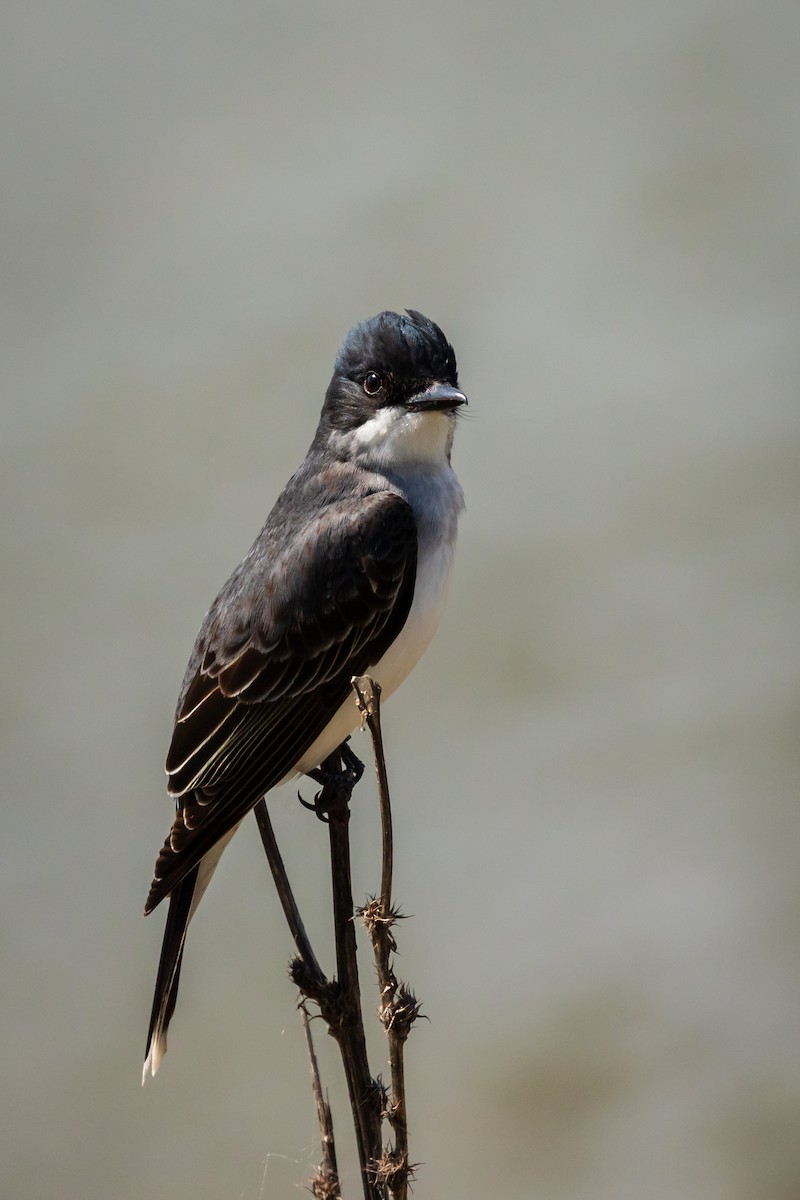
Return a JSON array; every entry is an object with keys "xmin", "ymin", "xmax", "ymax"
[{"xmin": 363, "ymin": 372, "xmax": 383, "ymax": 396}]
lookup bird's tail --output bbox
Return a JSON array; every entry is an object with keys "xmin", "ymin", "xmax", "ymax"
[
  {"xmin": 142, "ymin": 823, "xmax": 241, "ymax": 1083},
  {"xmin": 142, "ymin": 865, "xmax": 198, "ymax": 1084}
]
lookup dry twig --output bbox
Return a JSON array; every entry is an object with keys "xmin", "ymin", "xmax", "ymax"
[
  {"xmin": 352, "ymin": 677, "xmax": 420, "ymax": 1200},
  {"xmin": 301, "ymin": 1001, "xmax": 341, "ymax": 1200},
  {"xmin": 254, "ymin": 677, "xmax": 420, "ymax": 1199}
]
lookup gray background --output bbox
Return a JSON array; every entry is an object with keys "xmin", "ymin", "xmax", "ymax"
[{"xmin": 3, "ymin": 2, "xmax": 799, "ymax": 1198}]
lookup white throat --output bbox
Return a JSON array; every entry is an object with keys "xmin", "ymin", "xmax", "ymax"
[{"xmin": 347, "ymin": 406, "xmax": 455, "ymax": 471}]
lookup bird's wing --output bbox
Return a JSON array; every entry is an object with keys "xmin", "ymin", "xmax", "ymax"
[{"xmin": 145, "ymin": 490, "xmax": 417, "ymax": 913}]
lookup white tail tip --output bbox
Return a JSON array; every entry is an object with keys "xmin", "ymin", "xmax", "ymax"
[{"xmin": 141, "ymin": 1033, "xmax": 166, "ymax": 1086}]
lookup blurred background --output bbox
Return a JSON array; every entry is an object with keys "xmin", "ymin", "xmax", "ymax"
[{"xmin": 2, "ymin": 2, "xmax": 799, "ymax": 1197}]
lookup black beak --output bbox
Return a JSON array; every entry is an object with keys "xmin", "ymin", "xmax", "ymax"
[{"xmin": 405, "ymin": 383, "xmax": 468, "ymax": 413}]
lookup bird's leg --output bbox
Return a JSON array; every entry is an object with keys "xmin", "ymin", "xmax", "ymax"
[{"xmin": 299, "ymin": 740, "xmax": 365, "ymax": 821}]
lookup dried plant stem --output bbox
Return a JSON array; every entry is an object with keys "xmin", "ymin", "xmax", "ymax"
[
  {"xmin": 254, "ymin": 757, "xmax": 384, "ymax": 1200},
  {"xmin": 324, "ymin": 767, "xmax": 384, "ymax": 1193},
  {"xmin": 352, "ymin": 677, "xmax": 418, "ymax": 1200},
  {"xmin": 253, "ymin": 799, "xmax": 324, "ymax": 988},
  {"xmin": 301, "ymin": 1002, "xmax": 341, "ymax": 1200},
  {"xmin": 254, "ymin": 679, "xmax": 420, "ymax": 1200},
  {"xmin": 351, "ymin": 676, "xmax": 393, "ymax": 910}
]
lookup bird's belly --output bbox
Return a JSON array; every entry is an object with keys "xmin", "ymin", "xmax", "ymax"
[{"xmin": 292, "ymin": 538, "xmax": 454, "ymax": 775}]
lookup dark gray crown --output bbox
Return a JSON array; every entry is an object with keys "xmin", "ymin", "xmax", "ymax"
[{"xmin": 334, "ymin": 309, "xmax": 458, "ymax": 386}]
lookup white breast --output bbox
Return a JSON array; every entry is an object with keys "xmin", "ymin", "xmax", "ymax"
[
  {"xmin": 369, "ymin": 533, "xmax": 454, "ymax": 694},
  {"xmin": 293, "ymin": 534, "xmax": 455, "ymax": 775}
]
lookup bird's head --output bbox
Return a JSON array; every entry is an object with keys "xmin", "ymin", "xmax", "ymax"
[{"xmin": 316, "ymin": 310, "xmax": 467, "ymax": 469}]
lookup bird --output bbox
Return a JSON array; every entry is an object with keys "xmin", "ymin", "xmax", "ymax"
[{"xmin": 142, "ymin": 308, "xmax": 467, "ymax": 1082}]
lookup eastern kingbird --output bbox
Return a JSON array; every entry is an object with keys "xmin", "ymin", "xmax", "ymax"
[{"xmin": 143, "ymin": 309, "xmax": 467, "ymax": 1081}]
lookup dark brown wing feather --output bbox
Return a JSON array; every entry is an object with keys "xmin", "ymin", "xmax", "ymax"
[{"xmin": 144, "ymin": 489, "xmax": 416, "ymax": 914}]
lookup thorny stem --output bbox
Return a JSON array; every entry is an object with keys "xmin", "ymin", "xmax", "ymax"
[
  {"xmin": 322, "ymin": 752, "xmax": 384, "ymax": 1196},
  {"xmin": 255, "ymin": 678, "xmax": 419, "ymax": 1200},
  {"xmin": 256, "ymin": 763, "xmax": 384, "ymax": 1200},
  {"xmin": 352, "ymin": 676, "xmax": 417, "ymax": 1200}
]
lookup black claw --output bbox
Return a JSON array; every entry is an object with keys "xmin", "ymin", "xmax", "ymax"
[
  {"xmin": 297, "ymin": 788, "xmax": 329, "ymax": 822},
  {"xmin": 296, "ymin": 741, "xmax": 366, "ymax": 821},
  {"xmin": 306, "ymin": 748, "xmax": 364, "ymax": 791}
]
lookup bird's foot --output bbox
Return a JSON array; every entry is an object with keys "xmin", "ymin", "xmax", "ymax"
[
  {"xmin": 298, "ymin": 740, "xmax": 365, "ymax": 822},
  {"xmin": 307, "ymin": 740, "xmax": 365, "ymax": 789}
]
